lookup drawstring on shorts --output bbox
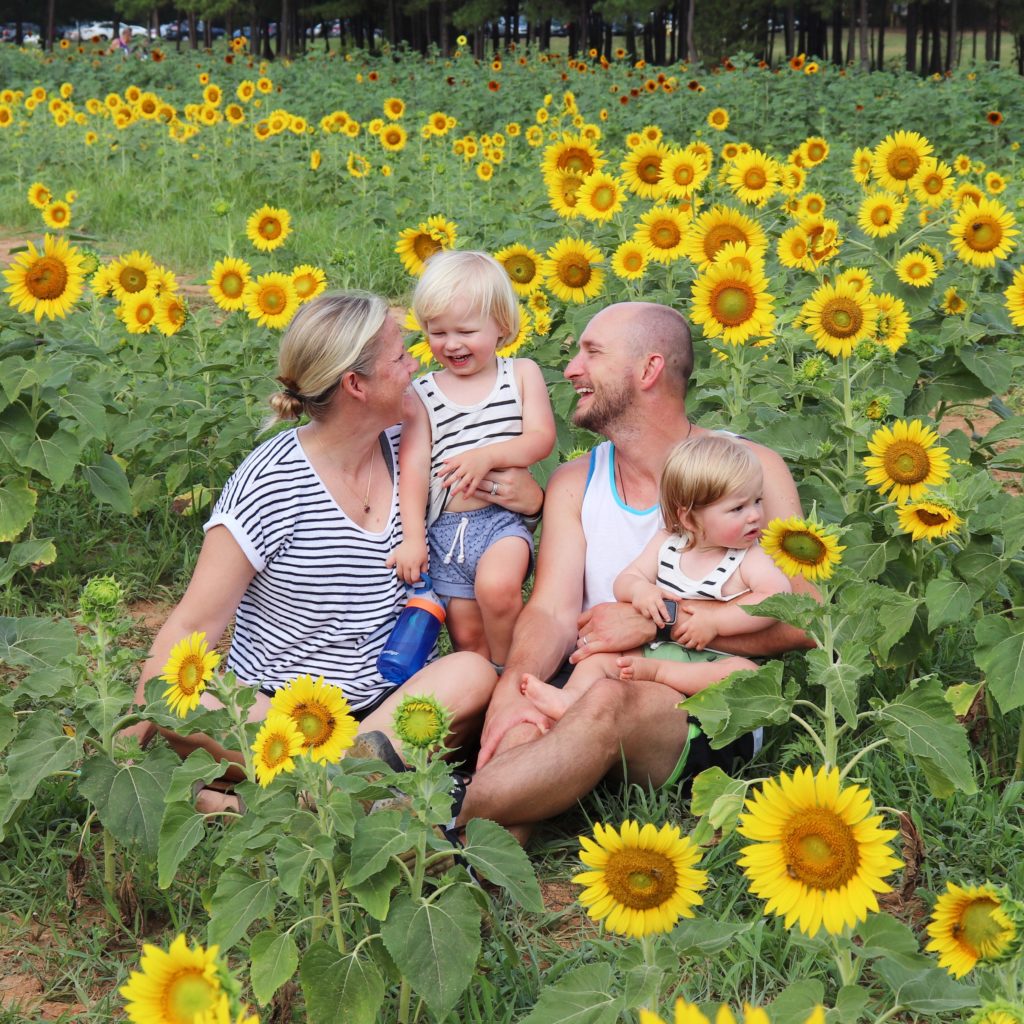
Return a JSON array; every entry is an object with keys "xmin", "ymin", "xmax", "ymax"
[{"xmin": 443, "ymin": 515, "xmax": 469, "ymax": 565}]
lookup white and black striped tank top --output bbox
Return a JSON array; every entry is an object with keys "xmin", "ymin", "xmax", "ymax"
[
  {"xmin": 412, "ymin": 357, "xmax": 523, "ymax": 524},
  {"xmin": 204, "ymin": 426, "xmax": 406, "ymax": 713},
  {"xmin": 656, "ymin": 534, "xmax": 750, "ymax": 601}
]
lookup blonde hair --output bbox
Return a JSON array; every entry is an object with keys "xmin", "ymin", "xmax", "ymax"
[
  {"xmin": 267, "ymin": 291, "xmax": 389, "ymax": 426},
  {"xmin": 660, "ymin": 432, "xmax": 762, "ymax": 538},
  {"xmin": 412, "ymin": 250, "xmax": 520, "ymax": 344}
]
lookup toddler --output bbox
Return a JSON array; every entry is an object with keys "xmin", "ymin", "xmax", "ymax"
[
  {"xmin": 389, "ymin": 250, "xmax": 556, "ymax": 667},
  {"xmin": 522, "ymin": 432, "xmax": 790, "ymax": 719}
]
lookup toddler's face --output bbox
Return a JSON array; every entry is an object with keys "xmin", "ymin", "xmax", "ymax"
[{"xmin": 425, "ymin": 294, "xmax": 502, "ymax": 377}]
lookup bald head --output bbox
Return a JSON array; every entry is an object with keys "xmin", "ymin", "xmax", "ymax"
[{"xmin": 592, "ymin": 301, "xmax": 693, "ymax": 395}]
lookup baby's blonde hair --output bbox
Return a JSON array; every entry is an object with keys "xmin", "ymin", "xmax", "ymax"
[
  {"xmin": 412, "ymin": 250, "xmax": 519, "ymax": 344},
  {"xmin": 660, "ymin": 432, "xmax": 762, "ymax": 539}
]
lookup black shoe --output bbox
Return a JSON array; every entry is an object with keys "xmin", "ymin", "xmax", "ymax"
[{"xmin": 348, "ymin": 730, "xmax": 407, "ymax": 772}]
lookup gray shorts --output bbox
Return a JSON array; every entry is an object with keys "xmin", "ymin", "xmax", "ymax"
[{"xmin": 427, "ymin": 505, "xmax": 534, "ymax": 599}]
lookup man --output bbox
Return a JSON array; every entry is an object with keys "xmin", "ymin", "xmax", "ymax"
[{"xmin": 455, "ymin": 301, "xmax": 811, "ymax": 836}]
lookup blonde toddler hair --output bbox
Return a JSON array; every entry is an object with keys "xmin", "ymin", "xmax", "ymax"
[
  {"xmin": 412, "ymin": 250, "xmax": 520, "ymax": 344},
  {"xmin": 660, "ymin": 432, "xmax": 762, "ymax": 538}
]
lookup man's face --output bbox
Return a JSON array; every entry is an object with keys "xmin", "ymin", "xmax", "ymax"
[{"xmin": 564, "ymin": 308, "xmax": 637, "ymax": 435}]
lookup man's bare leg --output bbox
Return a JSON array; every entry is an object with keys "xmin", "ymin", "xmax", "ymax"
[
  {"xmin": 617, "ymin": 654, "xmax": 758, "ymax": 696},
  {"xmin": 520, "ymin": 651, "xmax": 627, "ymax": 721},
  {"xmin": 457, "ymin": 674, "xmax": 690, "ymax": 833}
]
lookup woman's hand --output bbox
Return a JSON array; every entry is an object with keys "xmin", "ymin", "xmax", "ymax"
[{"xmin": 473, "ymin": 467, "xmax": 543, "ymax": 517}]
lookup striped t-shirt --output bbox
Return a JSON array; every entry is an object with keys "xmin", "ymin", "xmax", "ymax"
[
  {"xmin": 204, "ymin": 426, "xmax": 405, "ymax": 713},
  {"xmin": 412, "ymin": 356, "xmax": 524, "ymax": 524}
]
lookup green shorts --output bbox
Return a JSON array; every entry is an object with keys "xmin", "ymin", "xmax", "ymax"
[{"xmin": 643, "ymin": 642, "xmax": 722, "ymax": 665}]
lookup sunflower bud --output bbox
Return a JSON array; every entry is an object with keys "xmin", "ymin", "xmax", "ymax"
[
  {"xmin": 393, "ymin": 694, "xmax": 452, "ymax": 752},
  {"xmin": 969, "ymin": 1002, "xmax": 1024, "ymax": 1024},
  {"xmin": 797, "ymin": 355, "xmax": 828, "ymax": 382},
  {"xmin": 80, "ymin": 575, "xmax": 124, "ymax": 623},
  {"xmin": 863, "ymin": 395, "xmax": 891, "ymax": 420},
  {"xmin": 211, "ymin": 199, "xmax": 231, "ymax": 217}
]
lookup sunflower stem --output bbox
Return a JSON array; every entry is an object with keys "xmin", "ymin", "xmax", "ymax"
[
  {"xmin": 788, "ymin": 711, "xmax": 829, "ymax": 761},
  {"xmin": 324, "ymin": 857, "xmax": 348, "ymax": 956},
  {"xmin": 841, "ymin": 357, "xmax": 856, "ymax": 491},
  {"xmin": 830, "ymin": 934, "xmax": 857, "ymax": 986},
  {"xmin": 839, "ymin": 738, "xmax": 891, "ymax": 780},
  {"xmin": 1012, "ymin": 710, "xmax": 1024, "ymax": 784}
]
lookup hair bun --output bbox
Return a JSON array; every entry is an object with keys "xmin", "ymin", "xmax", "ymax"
[{"xmin": 268, "ymin": 390, "xmax": 304, "ymax": 420}]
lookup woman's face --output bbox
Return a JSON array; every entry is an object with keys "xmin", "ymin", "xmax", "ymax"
[{"xmin": 368, "ymin": 317, "xmax": 417, "ymax": 420}]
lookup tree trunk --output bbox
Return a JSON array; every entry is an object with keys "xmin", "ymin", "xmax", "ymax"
[
  {"xmin": 905, "ymin": 1, "xmax": 917, "ymax": 72},
  {"xmin": 875, "ymin": 0, "xmax": 886, "ymax": 69},
  {"xmin": 946, "ymin": 0, "xmax": 957, "ymax": 69},
  {"xmin": 857, "ymin": 0, "xmax": 869, "ymax": 68},
  {"xmin": 686, "ymin": 0, "xmax": 696, "ymax": 61},
  {"xmin": 653, "ymin": 8, "xmax": 665, "ymax": 63},
  {"xmin": 187, "ymin": 9, "xmax": 197, "ymax": 49},
  {"xmin": 832, "ymin": 2, "xmax": 842, "ymax": 63},
  {"xmin": 785, "ymin": 3, "xmax": 794, "ymax": 55}
]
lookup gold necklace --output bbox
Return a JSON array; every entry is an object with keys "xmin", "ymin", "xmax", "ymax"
[{"xmin": 314, "ymin": 430, "xmax": 375, "ymax": 514}]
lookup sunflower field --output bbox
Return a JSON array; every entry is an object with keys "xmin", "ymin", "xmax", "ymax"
[{"xmin": 1, "ymin": 32, "xmax": 1024, "ymax": 1024}]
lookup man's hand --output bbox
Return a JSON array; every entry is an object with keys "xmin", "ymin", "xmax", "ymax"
[
  {"xmin": 477, "ymin": 682, "xmax": 553, "ymax": 768},
  {"xmin": 570, "ymin": 602, "xmax": 657, "ymax": 663}
]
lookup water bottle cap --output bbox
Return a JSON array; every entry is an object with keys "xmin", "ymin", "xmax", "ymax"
[{"xmin": 407, "ymin": 596, "xmax": 446, "ymax": 624}]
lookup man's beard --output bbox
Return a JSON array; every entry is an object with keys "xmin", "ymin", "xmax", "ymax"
[{"xmin": 571, "ymin": 378, "xmax": 633, "ymax": 434}]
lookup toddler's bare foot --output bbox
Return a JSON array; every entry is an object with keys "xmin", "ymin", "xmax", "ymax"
[
  {"xmin": 617, "ymin": 656, "xmax": 665, "ymax": 683},
  {"xmin": 520, "ymin": 673, "xmax": 573, "ymax": 721}
]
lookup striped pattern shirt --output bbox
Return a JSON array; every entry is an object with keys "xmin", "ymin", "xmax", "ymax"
[
  {"xmin": 412, "ymin": 357, "xmax": 523, "ymax": 524},
  {"xmin": 656, "ymin": 535, "xmax": 750, "ymax": 601},
  {"xmin": 205, "ymin": 426, "xmax": 405, "ymax": 712}
]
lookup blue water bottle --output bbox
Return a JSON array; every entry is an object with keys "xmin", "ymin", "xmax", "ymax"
[{"xmin": 377, "ymin": 573, "xmax": 447, "ymax": 684}]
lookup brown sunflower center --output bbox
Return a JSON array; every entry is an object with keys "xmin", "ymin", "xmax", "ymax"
[
  {"xmin": 602, "ymin": 848, "xmax": 678, "ymax": 910},
  {"xmin": 743, "ymin": 167, "xmax": 767, "ymax": 190},
  {"xmin": 819, "ymin": 298, "xmax": 864, "ymax": 338},
  {"xmin": 136, "ymin": 301, "xmax": 156, "ymax": 325},
  {"xmin": 651, "ymin": 221, "xmax": 681, "ymax": 249},
  {"xmin": 165, "ymin": 970, "xmax": 218, "ymax": 1024},
  {"xmin": 888, "ymin": 148, "xmax": 919, "ymax": 180},
  {"xmin": 177, "ymin": 655, "xmax": 203, "ymax": 695},
  {"xmin": 959, "ymin": 899, "xmax": 1006, "ymax": 955},
  {"xmin": 637, "ymin": 156, "xmax": 662, "ymax": 183},
  {"xmin": 703, "ymin": 224, "xmax": 746, "ymax": 261},
  {"xmin": 781, "ymin": 807, "xmax": 859, "ymax": 890},
  {"xmin": 965, "ymin": 217, "xmax": 1001, "ymax": 252},
  {"xmin": 906, "ymin": 261, "xmax": 929, "ymax": 279},
  {"xmin": 220, "ymin": 271, "xmax": 244, "ymax": 298},
  {"xmin": 882, "ymin": 440, "xmax": 930, "ymax": 484},
  {"xmin": 118, "ymin": 266, "xmax": 148, "ymax": 293},
  {"xmin": 807, "ymin": 143, "xmax": 826, "ymax": 162},
  {"xmin": 505, "ymin": 255, "xmax": 537, "ymax": 283},
  {"xmin": 622, "ymin": 251, "xmax": 644, "ymax": 272},
  {"xmin": 261, "ymin": 734, "xmax": 292, "ymax": 767},
  {"xmin": 26, "ymin": 256, "xmax": 69, "ymax": 299},
  {"xmin": 674, "ymin": 163, "xmax": 695, "ymax": 185},
  {"xmin": 558, "ymin": 256, "xmax": 592, "ymax": 288},
  {"xmin": 295, "ymin": 703, "xmax": 333, "ymax": 746},
  {"xmin": 560, "ymin": 148, "xmax": 595, "ymax": 175},
  {"xmin": 711, "ymin": 283, "xmax": 755, "ymax": 325},
  {"xmin": 259, "ymin": 217, "xmax": 283, "ymax": 240},
  {"xmin": 780, "ymin": 529, "xmax": 828, "ymax": 566},
  {"xmin": 923, "ymin": 174, "xmax": 943, "ymax": 194},
  {"xmin": 294, "ymin": 275, "xmax": 316, "ymax": 298},
  {"xmin": 915, "ymin": 508, "xmax": 951, "ymax": 527},
  {"xmin": 413, "ymin": 233, "xmax": 442, "ymax": 261},
  {"xmin": 870, "ymin": 205, "xmax": 892, "ymax": 226},
  {"xmin": 591, "ymin": 184, "xmax": 617, "ymax": 212},
  {"xmin": 259, "ymin": 285, "xmax": 286, "ymax": 314}
]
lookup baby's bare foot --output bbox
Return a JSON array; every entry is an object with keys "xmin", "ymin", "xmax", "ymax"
[
  {"xmin": 617, "ymin": 656, "xmax": 663, "ymax": 683},
  {"xmin": 521, "ymin": 673, "xmax": 573, "ymax": 721}
]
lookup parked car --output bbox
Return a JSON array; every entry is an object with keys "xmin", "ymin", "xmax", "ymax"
[
  {"xmin": 161, "ymin": 19, "xmax": 224, "ymax": 40},
  {"xmin": 70, "ymin": 21, "xmax": 148, "ymax": 42},
  {"xmin": 2, "ymin": 22, "xmax": 41, "ymax": 42}
]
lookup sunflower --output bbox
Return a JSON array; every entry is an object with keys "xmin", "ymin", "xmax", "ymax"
[
  {"xmin": 347, "ymin": 152, "xmax": 371, "ymax": 179},
  {"xmin": 290, "ymin": 264, "xmax": 326, "ymax": 304},
  {"xmin": 154, "ymin": 293, "xmax": 187, "ymax": 336},
  {"xmin": 690, "ymin": 262, "xmax": 774, "ymax": 346},
  {"xmin": 542, "ymin": 133, "xmax": 605, "ymax": 179},
  {"xmin": 268, "ymin": 674, "xmax": 358, "ymax": 764},
  {"xmin": 761, "ymin": 517, "xmax": 845, "ymax": 580},
  {"xmin": 546, "ymin": 169, "xmax": 586, "ymax": 219},
  {"xmin": 495, "ymin": 243, "xmax": 548, "ymax": 296},
  {"xmin": 120, "ymin": 290, "xmax": 160, "ymax": 334},
  {"xmin": 640, "ymin": 1003, "xmax": 825, "ymax": 1024},
  {"xmin": 545, "ymin": 237, "xmax": 604, "ymax": 304},
  {"xmin": 41, "ymin": 200, "xmax": 71, "ymax": 230},
  {"xmin": 576, "ymin": 171, "xmax": 626, "ymax": 222},
  {"xmin": 612, "ymin": 239, "xmax": 651, "ymax": 281},
  {"xmin": 737, "ymin": 765, "xmax": 900, "ymax": 936},
  {"xmin": 910, "ymin": 157, "xmax": 954, "ymax": 206},
  {"xmin": 851, "ymin": 147, "xmax": 874, "ymax": 184},
  {"xmin": 207, "ymin": 257, "xmax": 251, "ymax": 312},
  {"xmin": 1003, "ymin": 267, "xmax": 1024, "ymax": 326},
  {"xmin": 949, "ymin": 196, "xmax": 1018, "ymax": 268},
  {"xmin": 728, "ymin": 149, "xmax": 780, "ymax": 206},
  {"xmin": 873, "ymin": 293, "xmax": 910, "ymax": 352},
  {"xmin": 383, "ymin": 96, "xmax": 405, "ymax": 119},
  {"xmin": 776, "ymin": 224, "xmax": 813, "ymax": 270},
  {"xmin": 942, "ymin": 286, "xmax": 968, "ymax": 316},
  {"xmin": 864, "ymin": 418, "xmax": 951, "ymax": 504},
  {"xmin": 895, "ymin": 250, "xmax": 938, "ymax": 288},
  {"xmin": 795, "ymin": 192, "xmax": 827, "ymax": 219},
  {"xmin": 245, "ymin": 204, "xmax": 291, "ymax": 253},
  {"xmin": 251, "ymin": 713, "xmax": 305, "ymax": 787},
  {"xmin": 621, "ymin": 141, "xmax": 669, "ymax": 199},
  {"xmin": 27, "ymin": 181, "xmax": 52, "ymax": 209},
  {"xmin": 985, "ymin": 171, "xmax": 1007, "ymax": 195},
  {"xmin": 872, "ymin": 130, "xmax": 933, "ymax": 193},
  {"xmin": 925, "ymin": 882, "xmax": 1018, "ymax": 977},
  {"xmin": 4, "ymin": 234, "xmax": 87, "ymax": 322},
  {"xmin": 987, "ymin": 110, "xmax": 1004, "ymax": 126},
  {"xmin": 119, "ymin": 934, "xmax": 224, "ymax": 1024},
  {"xmin": 658, "ymin": 147, "xmax": 709, "ymax": 201},
  {"xmin": 896, "ymin": 498, "xmax": 962, "ymax": 542},
  {"xmin": 684, "ymin": 205, "xmax": 766, "ymax": 271},
  {"xmin": 572, "ymin": 820, "xmax": 708, "ymax": 937},
  {"xmin": 634, "ymin": 206, "xmax": 690, "ymax": 265},
  {"xmin": 857, "ymin": 192, "xmax": 905, "ymax": 238},
  {"xmin": 498, "ymin": 307, "xmax": 533, "ymax": 358},
  {"xmin": 395, "ymin": 216, "xmax": 457, "ymax": 276},
  {"xmin": 707, "ymin": 107, "xmax": 729, "ymax": 130},
  {"xmin": 393, "ymin": 693, "xmax": 453, "ymax": 751},
  {"xmin": 237, "ymin": 80, "xmax": 255, "ymax": 102},
  {"xmin": 161, "ymin": 632, "xmax": 220, "ymax": 717},
  {"xmin": 801, "ymin": 280, "xmax": 877, "ymax": 358},
  {"xmin": 800, "ymin": 135, "xmax": 829, "ymax": 167},
  {"xmin": 379, "ymin": 123, "xmax": 407, "ymax": 152},
  {"xmin": 243, "ymin": 272, "xmax": 299, "ymax": 330},
  {"xmin": 476, "ymin": 161, "xmax": 494, "ymax": 182}
]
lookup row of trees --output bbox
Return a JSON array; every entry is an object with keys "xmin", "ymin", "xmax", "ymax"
[{"xmin": 18, "ymin": 0, "xmax": 1024, "ymax": 71}]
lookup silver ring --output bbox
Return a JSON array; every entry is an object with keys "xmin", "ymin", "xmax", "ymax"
[
  {"xmin": 491, "ymin": 482, "xmax": 499, "ymax": 495},
  {"xmin": 582, "ymin": 635, "xmax": 589, "ymax": 646}
]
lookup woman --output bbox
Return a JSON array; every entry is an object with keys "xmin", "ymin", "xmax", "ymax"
[{"xmin": 130, "ymin": 292, "xmax": 543, "ymax": 787}]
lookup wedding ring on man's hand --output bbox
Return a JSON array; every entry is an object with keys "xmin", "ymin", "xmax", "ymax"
[
  {"xmin": 582, "ymin": 635, "xmax": 589, "ymax": 646},
  {"xmin": 491, "ymin": 481, "xmax": 499, "ymax": 495}
]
